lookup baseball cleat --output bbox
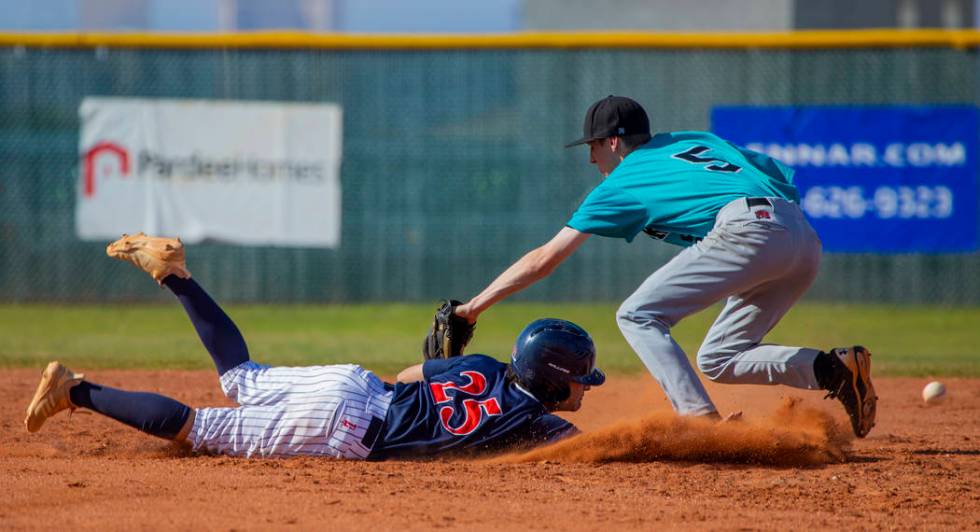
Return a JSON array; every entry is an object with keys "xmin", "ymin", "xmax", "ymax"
[
  {"xmin": 106, "ymin": 232, "xmax": 191, "ymax": 285},
  {"xmin": 696, "ymin": 411, "xmax": 742, "ymax": 424},
  {"xmin": 25, "ymin": 361, "xmax": 85, "ymax": 433},
  {"xmin": 824, "ymin": 346, "xmax": 877, "ymax": 438}
]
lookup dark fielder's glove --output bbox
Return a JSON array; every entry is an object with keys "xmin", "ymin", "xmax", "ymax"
[{"xmin": 422, "ymin": 299, "xmax": 475, "ymax": 360}]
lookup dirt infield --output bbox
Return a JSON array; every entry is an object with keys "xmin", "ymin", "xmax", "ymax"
[{"xmin": 2, "ymin": 369, "xmax": 978, "ymax": 531}]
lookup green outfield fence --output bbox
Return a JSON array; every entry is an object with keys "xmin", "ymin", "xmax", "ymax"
[{"xmin": 2, "ymin": 30, "xmax": 979, "ymax": 304}]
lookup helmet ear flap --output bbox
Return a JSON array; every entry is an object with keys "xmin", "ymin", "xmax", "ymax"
[
  {"xmin": 528, "ymin": 379, "xmax": 570, "ymax": 405},
  {"xmin": 507, "ymin": 365, "xmax": 570, "ymax": 406}
]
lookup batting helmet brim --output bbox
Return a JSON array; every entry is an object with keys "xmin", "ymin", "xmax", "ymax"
[{"xmin": 574, "ymin": 368, "xmax": 606, "ymax": 386}]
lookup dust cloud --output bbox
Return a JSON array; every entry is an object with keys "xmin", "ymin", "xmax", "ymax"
[{"xmin": 502, "ymin": 397, "xmax": 851, "ymax": 466}]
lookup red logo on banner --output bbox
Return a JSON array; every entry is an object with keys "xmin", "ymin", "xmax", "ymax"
[{"xmin": 82, "ymin": 142, "xmax": 130, "ymax": 198}]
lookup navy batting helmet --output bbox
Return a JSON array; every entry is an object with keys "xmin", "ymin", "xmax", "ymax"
[{"xmin": 510, "ymin": 318, "xmax": 605, "ymax": 404}]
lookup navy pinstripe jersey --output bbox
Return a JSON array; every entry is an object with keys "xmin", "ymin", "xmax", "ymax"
[{"xmin": 369, "ymin": 355, "xmax": 577, "ymax": 459}]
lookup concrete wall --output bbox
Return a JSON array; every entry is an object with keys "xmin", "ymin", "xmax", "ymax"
[
  {"xmin": 523, "ymin": 0, "xmax": 793, "ymax": 31},
  {"xmin": 522, "ymin": 0, "xmax": 975, "ymax": 31}
]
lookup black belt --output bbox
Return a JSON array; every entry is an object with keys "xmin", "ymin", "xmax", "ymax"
[
  {"xmin": 746, "ymin": 197, "xmax": 773, "ymax": 208},
  {"xmin": 360, "ymin": 416, "xmax": 385, "ymax": 448}
]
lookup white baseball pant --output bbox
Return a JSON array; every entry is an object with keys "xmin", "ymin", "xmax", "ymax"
[
  {"xmin": 617, "ymin": 197, "xmax": 823, "ymax": 415},
  {"xmin": 187, "ymin": 362, "xmax": 393, "ymax": 458}
]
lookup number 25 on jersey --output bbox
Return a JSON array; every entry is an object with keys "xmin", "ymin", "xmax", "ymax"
[{"xmin": 429, "ymin": 371, "xmax": 502, "ymax": 436}]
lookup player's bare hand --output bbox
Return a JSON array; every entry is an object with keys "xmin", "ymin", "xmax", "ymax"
[{"xmin": 453, "ymin": 302, "xmax": 478, "ymax": 324}]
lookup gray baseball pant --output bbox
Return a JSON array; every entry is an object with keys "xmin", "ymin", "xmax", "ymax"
[{"xmin": 616, "ymin": 197, "xmax": 823, "ymax": 416}]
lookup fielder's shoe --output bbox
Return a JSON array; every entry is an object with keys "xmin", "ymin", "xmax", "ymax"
[
  {"xmin": 824, "ymin": 346, "xmax": 877, "ymax": 438},
  {"xmin": 25, "ymin": 361, "xmax": 85, "ymax": 433},
  {"xmin": 698, "ymin": 411, "xmax": 743, "ymax": 424},
  {"xmin": 106, "ymin": 232, "xmax": 191, "ymax": 285}
]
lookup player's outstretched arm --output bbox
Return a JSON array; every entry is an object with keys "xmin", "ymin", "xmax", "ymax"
[
  {"xmin": 455, "ymin": 227, "xmax": 590, "ymax": 322},
  {"xmin": 396, "ymin": 364, "xmax": 424, "ymax": 384}
]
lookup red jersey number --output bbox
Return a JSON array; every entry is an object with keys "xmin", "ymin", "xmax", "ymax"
[{"xmin": 429, "ymin": 371, "xmax": 502, "ymax": 436}]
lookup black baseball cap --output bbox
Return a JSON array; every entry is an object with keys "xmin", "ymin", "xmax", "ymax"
[{"xmin": 565, "ymin": 95, "xmax": 650, "ymax": 148}]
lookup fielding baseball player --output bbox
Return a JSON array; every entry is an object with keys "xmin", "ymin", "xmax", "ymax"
[
  {"xmin": 24, "ymin": 234, "xmax": 605, "ymax": 458},
  {"xmin": 454, "ymin": 95, "xmax": 877, "ymax": 438}
]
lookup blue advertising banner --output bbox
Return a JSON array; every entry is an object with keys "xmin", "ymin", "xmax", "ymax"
[{"xmin": 711, "ymin": 106, "xmax": 978, "ymax": 253}]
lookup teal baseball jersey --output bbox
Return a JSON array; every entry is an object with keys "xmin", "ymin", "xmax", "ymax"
[{"xmin": 567, "ymin": 131, "xmax": 799, "ymax": 246}]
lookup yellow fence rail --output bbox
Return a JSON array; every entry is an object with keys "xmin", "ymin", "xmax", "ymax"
[{"xmin": 3, "ymin": 29, "xmax": 980, "ymax": 50}]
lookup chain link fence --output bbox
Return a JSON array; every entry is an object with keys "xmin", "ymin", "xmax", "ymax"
[{"xmin": 1, "ymin": 42, "xmax": 978, "ymax": 303}]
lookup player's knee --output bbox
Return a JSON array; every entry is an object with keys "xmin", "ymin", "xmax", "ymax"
[
  {"xmin": 696, "ymin": 351, "xmax": 729, "ymax": 382},
  {"xmin": 616, "ymin": 299, "xmax": 667, "ymax": 330},
  {"xmin": 216, "ymin": 361, "xmax": 262, "ymax": 402},
  {"xmin": 615, "ymin": 300, "xmax": 634, "ymax": 326}
]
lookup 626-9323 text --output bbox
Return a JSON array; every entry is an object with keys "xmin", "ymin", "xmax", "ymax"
[{"xmin": 801, "ymin": 185, "xmax": 953, "ymax": 220}]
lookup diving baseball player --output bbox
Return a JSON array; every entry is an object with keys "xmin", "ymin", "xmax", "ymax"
[
  {"xmin": 454, "ymin": 95, "xmax": 877, "ymax": 437},
  {"xmin": 24, "ymin": 234, "xmax": 604, "ymax": 458}
]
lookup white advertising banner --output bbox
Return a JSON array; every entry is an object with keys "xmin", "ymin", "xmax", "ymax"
[{"xmin": 76, "ymin": 97, "xmax": 342, "ymax": 248}]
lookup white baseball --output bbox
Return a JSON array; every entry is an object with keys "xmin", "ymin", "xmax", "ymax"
[{"xmin": 922, "ymin": 381, "xmax": 946, "ymax": 405}]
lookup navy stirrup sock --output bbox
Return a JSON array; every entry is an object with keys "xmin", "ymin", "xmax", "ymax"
[
  {"xmin": 162, "ymin": 275, "xmax": 249, "ymax": 375},
  {"xmin": 813, "ymin": 351, "xmax": 842, "ymax": 391},
  {"xmin": 69, "ymin": 382, "xmax": 191, "ymax": 440}
]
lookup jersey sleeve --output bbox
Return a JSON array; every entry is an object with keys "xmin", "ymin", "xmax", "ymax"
[
  {"xmin": 566, "ymin": 184, "xmax": 649, "ymax": 242},
  {"xmin": 421, "ymin": 357, "xmax": 464, "ymax": 380},
  {"xmin": 526, "ymin": 414, "xmax": 579, "ymax": 445}
]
